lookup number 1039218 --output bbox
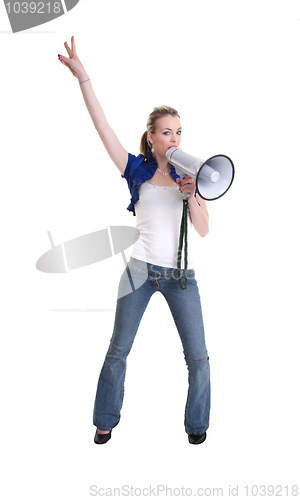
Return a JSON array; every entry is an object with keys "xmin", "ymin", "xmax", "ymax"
[
  {"xmin": 244, "ymin": 485, "xmax": 298, "ymax": 496},
  {"xmin": 5, "ymin": 2, "xmax": 62, "ymax": 14}
]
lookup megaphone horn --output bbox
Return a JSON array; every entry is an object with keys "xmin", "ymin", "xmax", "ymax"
[{"xmin": 166, "ymin": 147, "xmax": 235, "ymax": 201}]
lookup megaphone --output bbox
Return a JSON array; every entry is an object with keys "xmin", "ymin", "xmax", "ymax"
[{"xmin": 166, "ymin": 147, "xmax": 234, "ymax": 200}]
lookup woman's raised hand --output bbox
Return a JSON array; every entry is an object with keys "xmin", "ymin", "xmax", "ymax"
[
  {"xmin": 58, "ymin": 36, "xmax": 87, "ymax": 80},
  {"xmin": 57, "ymin": 37, "xmax": 128, "ymax": 174}
]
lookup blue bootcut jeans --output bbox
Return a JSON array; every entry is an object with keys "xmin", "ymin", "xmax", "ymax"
[{"xmin": 93, "ymin": 257, "xmax": 210, "ymax": 435}]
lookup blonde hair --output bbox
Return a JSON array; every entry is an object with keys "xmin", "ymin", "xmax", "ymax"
[{"xmin": 140, "ymin": 105, "xmax": 180, "ymax": 158}]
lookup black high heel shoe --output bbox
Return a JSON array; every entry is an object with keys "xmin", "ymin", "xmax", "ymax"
[
  {"xmin": 94, "ymin": 430, "xmax": 112, "ymax": 444},
  {"xmin": 188, "ymin": 432, "xmax": 206, "ymax": 444}
]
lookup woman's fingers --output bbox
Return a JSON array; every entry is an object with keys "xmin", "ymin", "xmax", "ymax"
[
  {"xmin": 178, "ymin": 176, "xmax": 195, "ymax": 194},
  {"xmin": 64, "ymin": 36, "xmax": 76, "ymax": 58},
  {"xmin": 59, "ymin": 54, "xmax": 73, "ymax": 67},
  {"xmin": 59, "ymin": 54, "xmax": 69, "ymax": 63},
  {"xmin": 60, "ymin": 37, "xmax": 81, "ymax": 73},
  {"xmin": 71, "ymin": 35, "xmax": 77, "ymax": 55},
  {"xmin": 179, "ymin": 176, "xmax": 194, "ymax": 186},
  {"xmin": 58, "ymin": 54, "xmax": 77, "ymax": 77},
  {"xmin": 64, "ymin": 40, "xmax": 72, "ymax": 57}
]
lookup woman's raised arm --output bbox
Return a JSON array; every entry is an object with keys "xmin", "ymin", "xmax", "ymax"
[{"xmin": 58, "ymin": 36, "xmax": 128, "ymax": 175}]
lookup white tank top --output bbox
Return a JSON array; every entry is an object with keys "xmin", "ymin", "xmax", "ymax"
[{"xmin": 131, "ymin": 181, "xmax": 195, "ymax": 269}]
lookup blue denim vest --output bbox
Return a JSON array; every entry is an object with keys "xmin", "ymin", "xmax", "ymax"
[{"xmin": 122, "ymin": 149, "xmax": 180, "ymax": 215}]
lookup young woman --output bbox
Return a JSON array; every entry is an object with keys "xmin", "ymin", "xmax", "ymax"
[{"xmin": 58, "ymin": 37, "xmax": 211, "ymax": 445}]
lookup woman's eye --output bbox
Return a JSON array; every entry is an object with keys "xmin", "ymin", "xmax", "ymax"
[
  {"xmin": 163, "ymin": 131, "xmax": 170, "ymax": 135},
  {"xmin": 177, "ymin": 131, "xmax": 182, "ymax": 135}
]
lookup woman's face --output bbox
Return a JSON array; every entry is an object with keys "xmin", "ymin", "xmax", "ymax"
[{"xmin": 148, "ymin": 115, "xmax": 182, "ymax": 159}]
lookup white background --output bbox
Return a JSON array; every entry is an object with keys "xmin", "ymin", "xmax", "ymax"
[{"xmin": 1, "ymin": 0, "xmax": 299, "ymax": 498}]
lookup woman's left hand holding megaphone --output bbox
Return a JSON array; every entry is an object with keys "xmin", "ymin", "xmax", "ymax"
[
  {"xmin": 177, "ymin": 176, "xmax": 209, "ymax": 237},
  {"xmin": 176, "ymin": 175, "xmax": 196, "ymax": 197}
]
